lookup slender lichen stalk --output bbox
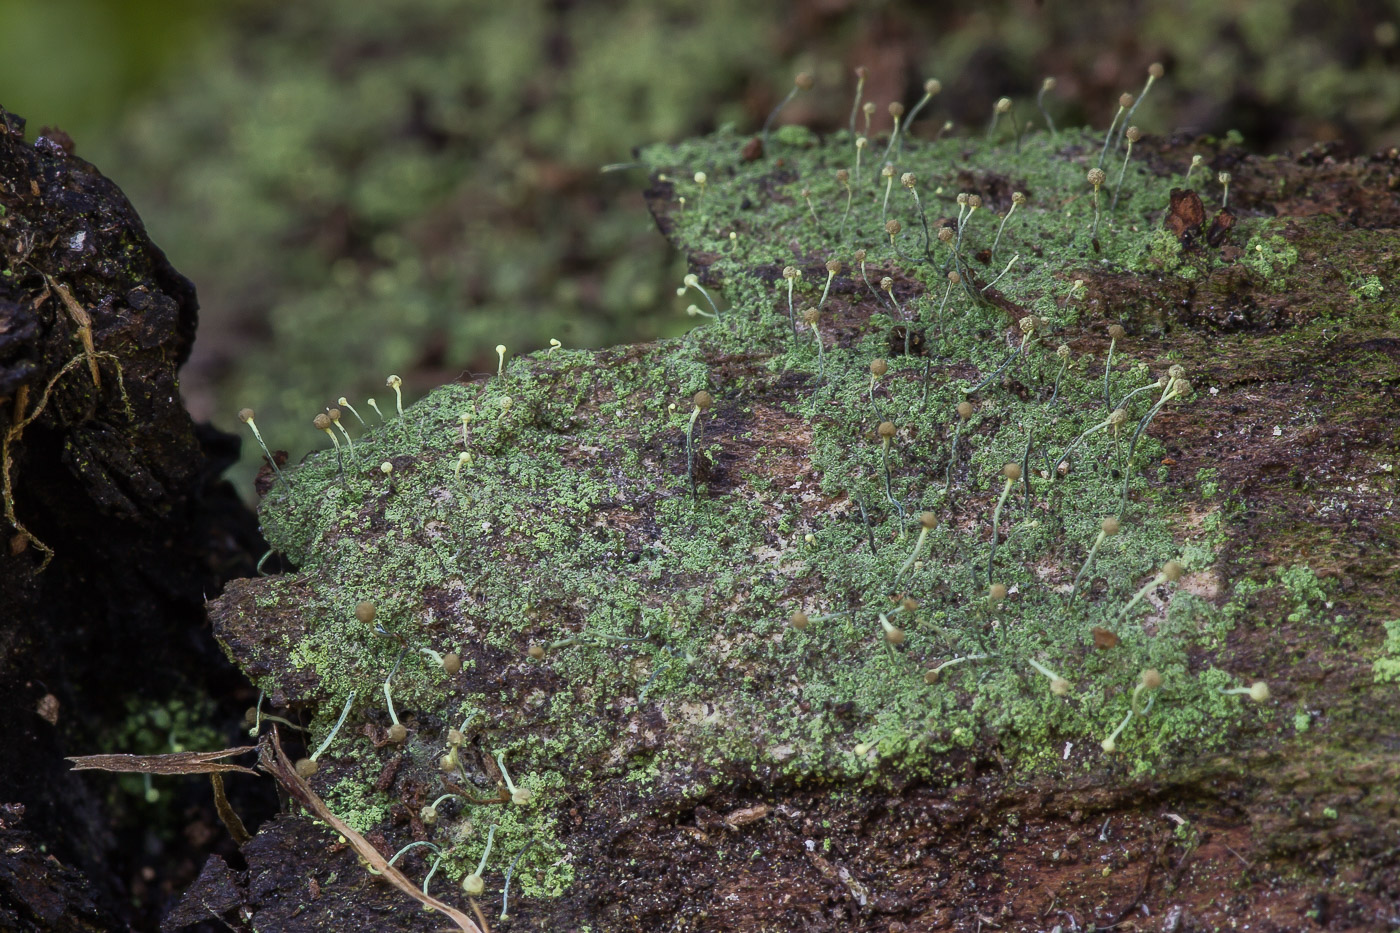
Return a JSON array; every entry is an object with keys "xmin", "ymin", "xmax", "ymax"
[
  {"xmin": 987, "ymin": 463, "xmax": 1021, "ymax": 583},
  {"xmin": 879, "ymin": 164, "xmax": 896, "ymax": 226},
  {"xmin": 461, "ymin": 824, "xmax": 496, "ymax": 895},
  {"xmin": 1109, "ymin": 127, "xmax": 1141, "ymax": 217},
  {"xmin": 903, "ymin": 79, "xmax": 941, "ymax": 139},
  {"xmin": 293, "ymin": 690, "xmax": 357, "ymax": 777},
  {"xmin": 762, "ymin": 71, "xmax": 814, "ymax": 145},
  {"xmin": 1104, "ymin": 324, "xmax": 1126, "ymax": 409},
  {"xmin": 1097, "ymin": 92, "xmax": 1133, "ymax": 169},
  {"xmin": 877, "ymin": 421, "xmax": 907, "ymax": 529},
  {"xmin": 1069, "ymin": 516, "xmax": 1120, "ymax": 601},
  {"xmin": 990, "ymin": 191, "xmax": 1025, "ymax": 261},
  {"xmin": 802, "ymin": 308, "xmax": 825, "ymax": 383},
  {"xmin": 1118, "ymin": 374, "xmax": 1192, "ymax": 515},
  {"xmin": 1088, "ymin": 168, "xmax": 1106, "ymax": 240},
  {"xmin": 945, "ymin": 401, "xmax": 972, "ymax": 493},
  {"xmin": 1117, "ymin": 559, "xmax": 1185, "ymax": 622},
  {"xmin": 495, "ymin": 752, "xmax": 532, "ymax": 805},
  {"xmin": 818, "ymin": 259, "xmax": 841, "ymax": 309},
  {"xmin": 679, "ymin": 273, "xmax": 722, "ymax": 319},
  {"xmin": 686, "ymin": 391, "xmax": 712, "ymax": 501},
  {"xmin": 782, "ymin": 266, "xmax": 800, "ymax": 340},
  {"xmin": 1027, "ymin": 658, "xmax": 1071, "ymax": 696},
  {"xmin": 238, "ymin": 408, "xmax": 291, "ymax": 491},
  {"xmin": 893, "ymin": 511, "xmax": 937, "ymax": 589},
  {"xmin": 878, "ymin": 102, "xmax": 905, "ymax": 167},
  {"xmin": 1117, "ymin": 63, "xmax": 1164, "ymax": 152},
  {"xmin": 1037, "ymin": 77, "xmax": 1057, "ymax": 135},
  {"xmin": 847, "ymin": 66, "xmax": 867, "ymax": 136},
  {"xmin": 1054, "ymin": 408, "xmax": 1126, "ymax": 473}
]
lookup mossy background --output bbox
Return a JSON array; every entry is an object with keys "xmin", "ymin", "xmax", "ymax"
[{"xmin": 4, "ymin": 0, "xmax": 1398, "ymax": 496}]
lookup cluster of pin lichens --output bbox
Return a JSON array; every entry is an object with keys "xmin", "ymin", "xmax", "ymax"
[
  {"xmin": 653, "ymin": 60, "xmax": 1275, "ymax": 764},
  {"xmin": 243, "ymin": 63, "xmax": 1289, "ymax": 915}
]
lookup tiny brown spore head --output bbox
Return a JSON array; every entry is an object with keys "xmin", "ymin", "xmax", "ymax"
[
  {"xmin": 443, "ymin": 652, "xmax": 462, "ymax": 675},
  {"xmin": 313, "ymin": 413, "xmax": 332, "ymax": 431},
  {"xmin": 956, "ymin": 401, "xmax": 973, "ymax": 419},
  {"xmin": 355, "ymin": 601, "xmax": 376, "ymax": 624},
  {"xmin": 693, "ymin": 391, "xmax": 713, "ymax": 411},
  {"xmin": 870, "ymin": 359, "xmax": 888, "ymax": 377},
  {"xmin": 877, "ymin": 421, "xmax": 897, "ymax": 439},
  {"xmin": 387, "ymin": 723, "xmax": 408, "ymax": 744},
  {"xmin": 1092, "ymin": 627, "xmax": 1120, "ymax": 650}
]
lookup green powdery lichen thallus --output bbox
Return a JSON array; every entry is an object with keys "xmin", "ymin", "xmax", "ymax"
[{"xmin": 213, "ymin": 84, "xmax": 1315, "ymax": 908}]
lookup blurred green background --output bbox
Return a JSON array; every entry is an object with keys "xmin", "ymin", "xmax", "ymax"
[{"xmin": 3, "ymin": 0, "xmax": 1398, "ymax": 498}]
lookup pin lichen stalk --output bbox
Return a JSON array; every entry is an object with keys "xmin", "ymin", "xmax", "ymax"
[
  {"xmin": 903, "ymin": 79, "xmax": 942, "ymax": 139},
  {"xmin": 1037, "ymin": 77, "xmax": 1058, "ymax": 135},
  {"xmin": 878, "ymin": 102, "xmax": 905, "ymax": 168},
  {"xmin": 686, "ymin": 391, "xmax": 712, "ymax": 501},
  {"xmin": 762, "ymin": 71, "xmax": 814, "ymax": 145},
  {"xmin": 987, "ymin": 463, "xmax": 1021, "ymax": 583},
  {"xmin": 238, "ymin": 408, "xmax": 291, "ymax": 491},
  {"xmin": 1069, "ymin": 516, "xmax": 1121, "ymax": 601},
  {"xmin": 990, "ymin": 191, "xmax": 1025, "ymax": 261},
  {"xmin": 848, "ymin": 66, "xmax": 867, "ymax": 136}
]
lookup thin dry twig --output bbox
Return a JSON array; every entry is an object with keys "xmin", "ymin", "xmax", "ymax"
[
  {"xmin": 210, "ymin": 773, "xmax": 252, "ymax": 846},
  {"xmin": 259, "ymin": 728, "xmax": 483, "ymax": 933},
  {"xmin": 66, "ymin": 747, "xmax": 258, "ymax": 775}
]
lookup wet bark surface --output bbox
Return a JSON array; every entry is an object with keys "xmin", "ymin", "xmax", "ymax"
[{"xmin": 0, "ymin": 106, "xmax": 265, "ymax": 928}]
